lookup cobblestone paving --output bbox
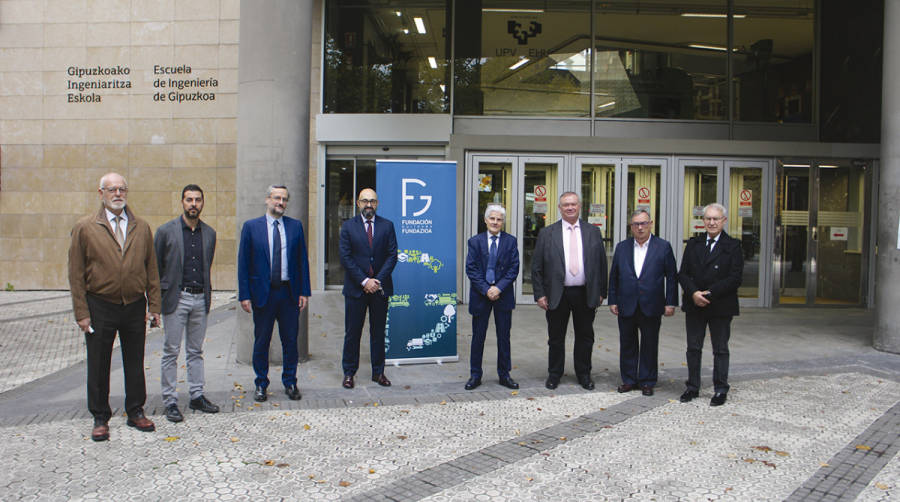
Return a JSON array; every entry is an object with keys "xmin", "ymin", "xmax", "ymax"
[
  {"xmin": 422, "ymin": 373, "xmax": 900, "ymax": 502},
  {"xmin": 856, "ymin": 449, "xmax": 899, "ymax": 501},
  {"xmin": 0, "ymin": 292, "xmax": 235, "ymax": 394}
]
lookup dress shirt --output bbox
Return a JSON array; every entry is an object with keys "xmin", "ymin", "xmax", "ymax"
[
  {"xmin": 105, "ymin": 208, "xmax": 128, "ymax": 241},
  {"xmin": 562, "ymin": 220, "xmax": 586, "ymax": 287},
  {"xmin": 633, "ymin": 235, "xmax": 651, "ymax": 278},
  {"xmin": 181, "ymin": 217, "xmax": 204, "ymax": 289},
  {"xmin": 265, "ymin": 213, "xmax": 288, "ymax": 281},
  {"xmin": 706, "ymin": 234, "xmax": 720, "ymax": 253},
  {"xmin": 486, "ymin": 230, "xmax": 500, "ymax": 248},
  {"xmin": 361, "ymin": 214, "xmax": 375, "ymax": 238}
]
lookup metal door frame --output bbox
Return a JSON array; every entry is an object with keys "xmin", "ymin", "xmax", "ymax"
[{"xmin": 724, "ymin": 159, "xmax": 774, "ymax": 307}]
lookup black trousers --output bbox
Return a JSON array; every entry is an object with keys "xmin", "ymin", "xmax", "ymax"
[
  {"xmin": 546, "ymin": 286, "xmax": 595, "ymax": 380},
  {"xmin": 684, "ymin": 313, "xmax": 732, "ymax": 394},
  {"xmin": 342, "ymin": 292, "xmax": 388, "ymax": 378},
  {"xmin": 618, "ymin": 306, "xmax": 661, "ymax": 387},
  {"xmin": 85, "ymin": 294, "xmax": 148, "ymax": 421}
]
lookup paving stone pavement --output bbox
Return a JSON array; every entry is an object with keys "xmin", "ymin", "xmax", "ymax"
[{"xmin": 0, "ymin": 290, "xmax": 897, "ymax": 501}]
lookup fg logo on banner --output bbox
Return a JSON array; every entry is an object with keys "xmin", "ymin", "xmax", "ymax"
[{"xmin": 402, "ymin": 178, "xmax": 432, "ymax": 217}]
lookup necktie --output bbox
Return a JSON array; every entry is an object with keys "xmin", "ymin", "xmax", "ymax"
[
  {"xmin": 568, "ymin": 225, "xmax": 579, "ymax": 277},
  {"xmin": 114, "ymin": 216, "xmax": 125, "ymax": 254},
  {"xmin": 271, "ymin": 220, "xmax": 282, "ymax": 286},
  {"xmin": 366, "ymin": 219, "xmax": 375, "ymax": 277},
  {"xmin": 486, "ymin": 235, "xmax": 498, "ymax": 284},
  {"xmin": 705, "ymin": 238, "xmax": 713, "ymax": 257}
]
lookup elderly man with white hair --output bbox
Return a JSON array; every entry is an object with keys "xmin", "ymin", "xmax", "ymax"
[{"xmin": 464, "ymin": 204, "xmax": 520, "ymax": 390}]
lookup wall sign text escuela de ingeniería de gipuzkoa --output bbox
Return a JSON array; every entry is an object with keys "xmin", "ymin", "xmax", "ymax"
[{"xmin": 65, "ymin": 64, "xmax": 218, "ymax": 103}]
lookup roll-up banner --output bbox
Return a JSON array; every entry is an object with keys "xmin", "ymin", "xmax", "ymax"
[{"xmin": 376, "ymin": 160, "xmax": 458, "ymax": 364}]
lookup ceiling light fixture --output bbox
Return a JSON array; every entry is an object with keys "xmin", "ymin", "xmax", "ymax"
[
  {"xmin": 428, "ymin": 57, "xmax": 438, "ymax": 69},
  {"xmin": 482, "ymin": 8, "xmax": 545, "ymax": 13},
  {"xmin": 681, "ymin": 13, "xmax": 746, "ymax": 19},
  {"xmin": 508, "ymin": 58, "xmax": 529, "ymax": 70},
  {"xmin": 597, "ymin": 101, "xmax": 616, "ymax": 109},
  {"xmin": 414, "ymin": 17, "xmax": 426, "ymax": 34},
  {"xmin": 782, "ymin": 164, "xmax": 810, "ymax": 168},
  {"xmin": 688, "ymin": 43, "xmax": 728, "ymax": 51},
  {"xmin": 395, "ymin": 11, "xmax": 402, "ymax": 16}
]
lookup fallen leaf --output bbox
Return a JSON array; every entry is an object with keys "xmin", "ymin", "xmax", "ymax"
[
  {"xmin": 761, "ymin": 461, "xmax": 777, "ymax": 469},
  {"xmin": 264, "ymin": 460, "xmax": 275, "ymax": 466},
  {"xmin": 875, "ymin": 483, "xmax": 889, "ymax": 490},
  {"xmin": 230, "ymin": 437, "xmax": 239, "ymax": 442},
  {"xmin": 743, "ymin": 458, "xmax": 756, "ymax": 463},
  {"xmin": 525, "ymin": 477, "xmax": 533, "ymax": 482},
  {"xmin": 368, "ymin": 469, "xmax": 375, "ymax": 474},
  {"xmin": 163, "ymin": 436, "xmax": 179, "ymax": 442},
  {"xmin": 856, "ymin": 445, "xmax": 872, "ymax": 451},
  {"xmin": 775, "ymin": 451, "xmax": 789, "ymax": 457},
  {"xmin": 303, "ymin": 424, "xmax": 311, "ymax": 430},
  {"xmin": 404, "ymin": 385, "xmax": 411, "ymax": 390},
  {"xmin": 526, "ymin": 397, "xmax": 535, "ymax": 401},
  {"xmin": 510, "ymin": 390, "xmax": 519, "ymax": 396},
  {"xmin": 400, "ymin": 410, "xmax": 410, "ymax": 413},
  {"xmin": 440, "ymin": 401, "xmax": 447, "ymax": 405},
  {"xmin": 518, "ymin": 442, "xmax": 527, "ymax": 446},
  {"xmin": 339, "ymin": 481, "xmax": 351, "ymax": 487},
  {"xmin": 397, "ymin": 435, "xmax": 408, "ymax": 440},
  {"xmin": 537, "ymin": 408, "xmax": 542, "ymax": 411},
  {"xmin": 559, "ymin": 437, "xmax": 567, "ymax": 441},
  {"xmin": 819, "ymin": 462, "xmax": 830, "ymax": 467},
  {"xmin": 277, "ymin": 463, "xmax": 289, "ymax": 468},
  {"xmin": 373, "ymin": 402, "xmax": 379, "ymax": 407},
  {"xmin": 752, "ymin": 446, "xmax": 772, "ymax": 453}
]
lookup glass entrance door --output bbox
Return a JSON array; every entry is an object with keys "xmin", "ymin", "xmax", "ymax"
[
  {"xmin": 724, "ymin": 161, "xmax": 770, "ymax": 304},
  {"xmin": 470, "ymin": 154, "xmax": 563, "ymax": 304},
  {"xmin": 775, "ymin": 161, "xmax": 870, "ymax": 305}
]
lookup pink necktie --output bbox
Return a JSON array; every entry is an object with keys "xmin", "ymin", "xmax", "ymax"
[{"xmin": 568, "ymin": 225, "xmax": 579, "ymax": 276}]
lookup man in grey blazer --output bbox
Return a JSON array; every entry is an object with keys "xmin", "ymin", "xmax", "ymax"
[
  {"xmin": 154, "ymin": 184, "xmax": 219, "ymax": 423},
  {"xmin": 532, "ymin": 192, "xmax": 608, "ymax": 390}
]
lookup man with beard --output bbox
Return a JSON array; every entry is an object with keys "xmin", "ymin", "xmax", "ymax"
[
  {"xmin": 68, "ymin": 172, "xmax": 161, "ymax": 441},
  {"xmin": 339, "ymin": 188, "xmax": 398, "ymax": 389},
  {"xmin": 238, "ymin": 185, "xmax": 311, "ymax": 402},
  {"xmin": 154, "ymin": 184, "xmax": 219, "ymax": 422}
]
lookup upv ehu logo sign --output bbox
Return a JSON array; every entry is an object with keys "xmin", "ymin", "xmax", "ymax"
[{"xmin": 508, "ymin": 20, "xmax": 542, "ymax": 45}]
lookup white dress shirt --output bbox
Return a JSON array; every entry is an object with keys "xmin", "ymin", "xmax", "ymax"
[
  {"xmin": 633, "ymin": 235, "xmax": 651, "ymax": 278},
  {"xmin": 562, "ymin": 220, "xmax": 586, "ymax": 286},
  {"xmin": 706, "ymin": 233, "xmax": 720, "ymax": 252},
  {"xmin": 265, "ymin": 213, "xmax": 288, "ymax": 281},
  {"xmin": 105, "ymin": 208, "xmax": 127, "ymax": 241}
]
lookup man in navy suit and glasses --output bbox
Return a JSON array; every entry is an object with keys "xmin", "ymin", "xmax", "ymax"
[
  {"xmin": 464, "ymin": 204, "xmax": 520, "ymax": 390},
  {"xmin": 339, "ymin": 188, "xmax": 398, "ymax": 389},
  {"xmin": 608, "ymin": 208, "xmax": 677, "ymax": 396},
  {"xmin": 238, "ymin": 185, "xmax": 311, "ymax": 403}
]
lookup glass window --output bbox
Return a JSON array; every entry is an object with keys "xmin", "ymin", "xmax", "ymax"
[
  {"xmin": 324, "ymin": 158, "xmax": 377, "ymax": 287},
  {"xmin": 733, "ymin": 1, "xmax": 814, "ymax": 123},
  {"xmin": 594, "ymin": 3, "xmax": 727, "ymax": 120},
  {"xmin": 454, "ymin": 1, "xmax": 591, "ymax": 116},
  {"xmin": 323, "ymin": 0, "xmax": 449, "ymax": 113}
]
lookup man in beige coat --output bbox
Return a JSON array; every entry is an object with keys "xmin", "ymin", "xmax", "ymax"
[{"xmin": 68, "ymin": 172, "xmax": 161, "ymax": 442}]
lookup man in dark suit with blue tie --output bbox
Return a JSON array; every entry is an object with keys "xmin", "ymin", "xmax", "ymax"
[
  {"xmin": 238, "ymin": 185, "xmax": 311, "ymax": 402},
  {"xmin": 339, "ymin": 188, "xmax": 398, "ymax": 389},
  {"xmin": 464, "ymin": 204, "xmax": 520, "ymax": 390},
  {"xmin": 608, "ymin": 209, "xmax": 677, "ymax": 397},
  {"xmin": 678, "ymin": 203, "xmax": 743, "ymax": 406}
]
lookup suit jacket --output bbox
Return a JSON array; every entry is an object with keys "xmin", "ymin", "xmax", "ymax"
[
  {"xmin": 154, "ymin": 216, "xmax": 216, "ymax": 314},
  {"xmin": 607, "ymin": 235, "xmax": 677, "ymax": 318},
  {"xmin": 466, "ymin": 231, "xmax": 519, "ymax": 315},
  {"xmin": 679, "ymin": 231, "xmax": 743, "ymax": 317},
  {"xmin": 237, "ymin": 215, "xmax": 311, "ymax": 308},
  {"xmin": 532, "ymin": 219, "xmax": 608, "ymax": 310},
  {"xmin": 339, "ymin": 214, "xmax": 398, "ymax": 298}
]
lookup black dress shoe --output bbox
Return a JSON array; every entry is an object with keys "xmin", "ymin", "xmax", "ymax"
[
  {"xmin": 464, "ymin": 377, "xmax": 481, "ymax": 390},
  {"xmin": 679, "ymin": 389, "xmax": 699, "ymax": 403},
  {"xmin": 189, "ymin": 395, "xmax": 219, "ymax": 413},
  {"xmin": 617, "ymin": 383, "xmax": 638, "ymax": 393},
  {"xmin": 254, "ymin": 386, "xmax": 267, "ymax": 402},
  {"xmin": 91, "ymin": 418, "xmax": 109, "ymax": 442},
  {"xmin": 342, "ymin": 375, "xmax": 355, "ymax": 389},
  {"xmin": 710, "ymin": 392, "xmax": 728, "ymax": 406},
  {"xmin": 545, "ymin": 377, "xmax": 559, "ymax": 390},
  {"xmin": 499, "ymin": 377, "xmax": 519, "ymax": 390},
  {"xmin": 641, "ymin": 385, "xmax": 654, "ymax": 396},
  {"xmin": 285, "ymin": 385, "xmax": 302, "ymax": 400},
  {"xmin": 165, "ymin": 404, "xmax": 184, "ymax": 423},
  {"xmin": 372, "ymin": 374, "xmax": 392, "ymax": 387},
  {"xmin": 578, "ymin": 377, "xmax": 595, "ymax": 391}
]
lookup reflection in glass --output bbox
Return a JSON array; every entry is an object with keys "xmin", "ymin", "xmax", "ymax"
[
  {"xmin": 815, "ymin": 164, "xmax": 865, "ymax": 304},
  {"xmin": 626, "ymin": 164, "xmax": 662, "ymax": 240},
  {"xmin": 325, "ymin": 160, "xmax": 356, "ymax": 286},
  {"xmin": 683, "ymin": 166, "xmax": 718, "ymax": 246},
  {"xmin": 733, "ymin": 1, "xmax": 814, "ymax": 123},
  {"xmin": 476, "ymin": 163, "xmax": 513, "ymax": 235},
  {"xmin": 324, "ymin": 0, "xmax": 448, "ymax": 113},
  {"xmin": 595, "ymin": 4, "xmax": 727, "ymax": 119},
  {"xmin": 777, "ymin": 166, "xmax": 808, "ymax": 303},
  {"xmin": 522, "ymin": 163, "xmax": 558, "ymax": 296},
  {"xmin": 728, "ymin": 168, "xmax": 762, "ymax": 298},
  {"xmin": 455, "ymin": 1, "xmax": 591, "ymax": 116},
  {"xmin": 581, "ymin": 164, "xmax": 615, "ymax": 262}
]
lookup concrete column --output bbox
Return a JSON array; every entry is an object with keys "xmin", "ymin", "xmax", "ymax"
[
  {"xmin": 235, "ymin": 0, "xmax": 313, "ymax": 364},
  {"xmin": 875, "ymin": 0, "xmax": 900, "ymax": 354}
]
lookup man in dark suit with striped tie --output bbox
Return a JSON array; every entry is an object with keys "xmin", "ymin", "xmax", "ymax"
[
  {"xmin": 339, "ymin": 188, "xmax": 398, "ymax": 389},
  {"xmin": 464, "ymin": 204, "xmax": 520, "ymax": 390},
  {"xmin": 608, "ymin": 209, "xmax": 678, "ymax": 396}
]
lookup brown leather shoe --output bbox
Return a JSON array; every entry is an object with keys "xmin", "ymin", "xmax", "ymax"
[
  {"xmin": 617, "ymin": 383, "xmax": 638, "ymax": 393},
  {"xmin": 342, "ymin": 375, "xmax": 355, "ymax": 389},
  {"xmin": 641, "ymin": 385, "xmax": 654, "ymax": 396},
  {"xmin": 372, "ymin": 374, "xmax": 392, "ymax": 387},
  {"xmin": 91, "ymin": 420, "xmax": 109, "ymax": 442},
  {"xmin": 126, "ymin": 412, "xmax": 155, "ymax": 432}
]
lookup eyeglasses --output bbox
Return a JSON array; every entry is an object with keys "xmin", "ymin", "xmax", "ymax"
[
  {"xmin": 269, "ymin": 195, "xmax": 288, "ymax": 202},
  {"xmin": 359, "ymin": 199, "xmax": 378, "ymax": 205},
  {"xmin": 703, "ymin": 216, "xmax": 723, "ymax": 222},
  {"xmin": 101, "ymin": 186, "xmax": 128, "ymax": 194},
  {"xmin": 630, "ymin": 221, "xmax": 651, "ymax": 227}
]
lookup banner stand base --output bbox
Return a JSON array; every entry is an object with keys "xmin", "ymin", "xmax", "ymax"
[{"xmin": 386, "ymin": 356, "xmax": 459, "ymax": 366}]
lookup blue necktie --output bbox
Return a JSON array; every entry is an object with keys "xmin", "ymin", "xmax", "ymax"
[
  {"xmin": 486, "ymin": 235, "xmax": 498, "ymax": 284},
  {"xmin": 271, "ymin": 220, "xmax": 282, "ymax": 286}
]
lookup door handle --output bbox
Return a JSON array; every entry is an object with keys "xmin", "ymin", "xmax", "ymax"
[{"xmin": 811, "ymin": 226, "xmax": 817, "ymax": 241}]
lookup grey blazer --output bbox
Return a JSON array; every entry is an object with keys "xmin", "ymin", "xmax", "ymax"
[
  {"xmin": 531, "ymin": 218, "xmax": 608, "ymax": 310},
  {"xmin": 154, "ymin": 216, "xmax": 216, "ymax": 314}
]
